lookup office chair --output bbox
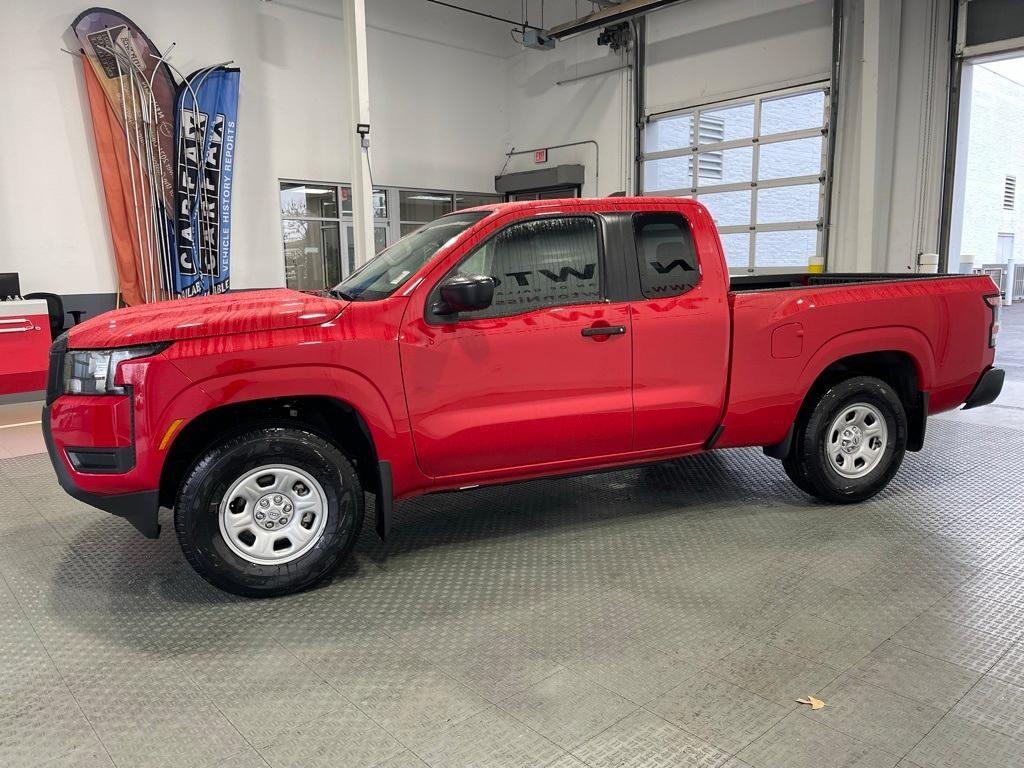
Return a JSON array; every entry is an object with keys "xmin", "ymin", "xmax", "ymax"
[{"xmin": 23, "ymin": 292, "xmax": 85, "ymax": 338}]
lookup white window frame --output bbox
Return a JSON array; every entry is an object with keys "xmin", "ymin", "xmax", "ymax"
[{"xmin": 641, "ymin": 82, "xmax": 831, "ymax": 274}]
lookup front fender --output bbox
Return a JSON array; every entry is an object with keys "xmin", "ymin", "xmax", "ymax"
[{"xmin": 156, "ymin": 364, "xmax": 419, "ymax": 494}]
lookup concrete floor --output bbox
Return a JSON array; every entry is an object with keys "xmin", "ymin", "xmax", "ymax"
[{"xmin": 1, "ymin": 308, "xmax": 1022, "ymax": 768}]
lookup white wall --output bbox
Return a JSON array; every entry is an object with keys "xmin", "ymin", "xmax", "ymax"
[
  {"xmin": 0, "ymin": 0, "xmax": 509, "ymax": 296},
  {"xmin": 645, "ymin": 0, "xmax": 832, "ymax": 112},
  {"xmin": 500, "ymin": 0, "xmax": 833, "ymax": 200},
  {"xmin": 501, "ymin": 5, "xmax": 633, "ymax": 197},
  {"xmin": 0, "ymin": 0, "xmax": 964, "ymax": 295}
]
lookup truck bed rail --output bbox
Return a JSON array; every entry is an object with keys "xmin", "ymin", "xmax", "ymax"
[{"xmin": 729, "ymin": 272, "xmax": 973, "ymax": 293}]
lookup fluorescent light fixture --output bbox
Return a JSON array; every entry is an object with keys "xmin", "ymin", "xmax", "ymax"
[
  {"xmin": 407, "ymin": 194, "xmax": 452, "ymax": 202},
  {"xmin": 286, "ymin": 186, "xmax": 333, "ymax": 196}
]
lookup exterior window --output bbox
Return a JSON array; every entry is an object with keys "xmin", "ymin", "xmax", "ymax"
[
  {"xmin": 280, "ymin": 183, "xmax": 342, "ymax": 290},
  {"xmin": 280, "ymin": 181, "xmax": 385, "ymax": 290},
  {"xmin": 633, "ymin": 213, "xmax": 700, "ymax": 298},
  {"xmin": 455, "ymin": 192, "xmax": 503, "ymax": 210},
  {"xmin": 457, "ymin": 217, "xmax": 601, "ymax": 319},
  {"xmin": 340, "ymin": 186, "xmax": 388, "ymax": 218},
  {"xmin": 1004, "ymin": 176, "xmax": 1016, "ymax": 210},
  {"xmin": 642, "ymin": 84, "xmax": 828, "ymax": 273},
  {"xmin": 400, "ymin": 191, "xmax": 454, "ymax": 231},
  {"xmin": 281, "ymin": 182, "xmax": 498, "ymax": 289}
]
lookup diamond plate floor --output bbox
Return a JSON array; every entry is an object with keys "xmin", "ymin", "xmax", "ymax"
[
  {"xmin": 1, "ymin": 410, "xmax": 1023, "ymax": 768},
  {"xmin": 1, "ymin": 308, "xmax": 1022, "ymax": 768}
]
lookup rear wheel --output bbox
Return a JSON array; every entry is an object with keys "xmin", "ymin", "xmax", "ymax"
[
  {"xmin": 174, "ymin": 426, "xmax": 363, "ymax": 597},
  {"xmin": 783, "ymin": 376, "xmax": 907, "ymax": 503}
]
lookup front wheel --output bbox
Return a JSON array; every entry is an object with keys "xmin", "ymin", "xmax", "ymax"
[
  {"xmin": 783, "ymin": 376, "xmax": 907, "ymax": 503},
  {"xmin": 174, "ymin": 426, "xmax": 364, "ymax": 597}
]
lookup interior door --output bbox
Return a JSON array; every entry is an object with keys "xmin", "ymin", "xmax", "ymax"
[
  {"xmin": 628, "ymin": 211, "xmax": 731, "ymax": 451},
  {"xmin": 400, "ymin": 215, "xmax": 633, "ymax": 479}
]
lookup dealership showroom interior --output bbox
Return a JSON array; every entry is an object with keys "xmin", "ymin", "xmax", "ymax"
[{"xmin": 4, "ymin": 0, "xmax": 1024, "ymax": 766}]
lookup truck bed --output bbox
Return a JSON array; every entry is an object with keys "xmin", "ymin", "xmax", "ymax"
[{"xmin": 718, "ymin": 272, "xmax": 999, "ymax": 451}]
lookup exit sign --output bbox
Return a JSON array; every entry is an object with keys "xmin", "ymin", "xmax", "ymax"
[{"xmin": 534, "ymin": 149, "xmax": 548, "ymax": 164}]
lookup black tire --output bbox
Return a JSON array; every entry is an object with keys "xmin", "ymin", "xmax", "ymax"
[
  {"xmin": 783, "ymin": 376, "xmax": 907, "ymax": 503},
  {"xmin": 174, "ymin": 426, "xmax": 363, "ymax": 597}
]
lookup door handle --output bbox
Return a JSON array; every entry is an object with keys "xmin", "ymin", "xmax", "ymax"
[{"xmin": 581, "ymin": 325, "xmax": 626, "ymax": 338}]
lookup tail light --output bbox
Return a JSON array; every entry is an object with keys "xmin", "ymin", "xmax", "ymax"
[{"xmin": 985, "ymin": 294, "xmax": 1001, "ymax": 348}]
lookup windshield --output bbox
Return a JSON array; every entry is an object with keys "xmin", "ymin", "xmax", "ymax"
[{"xmin": 332, "ymin": 211, "xmax": 490, "ymax": 300}]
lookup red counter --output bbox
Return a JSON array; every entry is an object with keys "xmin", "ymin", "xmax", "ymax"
[{"xmin": 0, "ymin": 300, "xmax": 51, "ymax": 395}]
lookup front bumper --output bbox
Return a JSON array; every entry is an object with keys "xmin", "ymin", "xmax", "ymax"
[
  {"xmin": 42, "ymin": 405, "xmax": 161, "ymax": 538},
  {"xmin": 963, "ymin": 367, "xmax": 1005, "ymax": 410}
]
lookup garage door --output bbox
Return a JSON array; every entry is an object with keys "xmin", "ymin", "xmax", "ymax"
[{"xmin": 641, "ymin": 83, "xmax": 829, "ymax": 275}]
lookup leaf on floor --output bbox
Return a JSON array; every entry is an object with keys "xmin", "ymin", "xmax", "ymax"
[{"xmin": 796, "ymin": 695, "xmax": 825, "ymax": 710}]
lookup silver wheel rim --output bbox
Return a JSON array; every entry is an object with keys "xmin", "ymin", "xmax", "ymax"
[
  {"xmin": 218, "ymin": 464, "xmax": 330, "ymax": 566},
  {"xmin": 826, "ymin": 402, "xmax": 889, "ymax": 479}
]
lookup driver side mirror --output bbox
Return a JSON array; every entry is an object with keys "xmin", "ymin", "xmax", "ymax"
[{"xmin": 432, "ymin": 273, "xmax": 495, "ymax": 316}]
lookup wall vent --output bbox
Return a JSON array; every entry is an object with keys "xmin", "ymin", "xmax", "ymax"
[{"xmin": 1004, "ymin": 175, "xmax": 1016, "ymax": 210}]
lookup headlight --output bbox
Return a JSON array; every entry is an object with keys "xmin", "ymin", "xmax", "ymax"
[{"xmin": 62, "ymin": 344, "xmax": 168, "ymax": 396}]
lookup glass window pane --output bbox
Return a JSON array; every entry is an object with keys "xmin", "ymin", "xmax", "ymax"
[
  {"xmin": 755, "ymin": 229, "xmax": 817, "ymax": 268},
  {"xmin": 645, "ymin": 113, "xmax": 693, "ymax": 153},
  {"xmin": 699, "ymin": 102, "xmax": 754, "ymax": 143},
  {"xmin": 346, "ymin": 225, "xmax": 391, "ymax": 275},
  {"xmin": 280, "ymin": 183, "xmax": 337, "ymax": 219},
  {"xmin": 400, "ymin": 190, "xmax": 454, "ymax": 222},
  {"xmin": 340, "ymin": 186, "xmax": 387, "ymax": 218},
  {"xmin": 338, "ymin": 212, "xmax": 487, "ymax": 300},
  {"xmin": 697, "ymin": 146, "xmax": 752, "ymax": 187},
  {"xmin": 633, "ymin": 213, "xmax": 699, "ymax": 298},
  {"xmin": 400, "ymin": 223, "xmax": 421, "ymax": 237},
  {"xmin": 698, "ymin": 190, "xmax": 751, "ymax": 228},
  {"xmin": 459, "ymin": 217, "xmax": 601, "ymax": 318},
  {"xmin": 758, "ymin": 136, "xmax": 823, "ymax": 180},
  {"xmin": 283, "ymin": 219, "xmax": 339, "ymax": 290},
  {"xmin": 455, "ymin": 193, "xmax": 502, "ymax": 210},
  {"xmin": 757, "ymin": 184, "xmax": 820, "ymax": 224},
  {"xmin": 760, "ymin": 90, "xmax": 825, "ymax": 136},
  {"xmin": 719, "ymin": 232, "xmax": 750, "ymax": 270},
  {"xmin": 643, "ymin": 156, "xmax": 692, "ymax": 193}
]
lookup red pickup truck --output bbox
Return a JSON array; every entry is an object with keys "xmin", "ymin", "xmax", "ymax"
[{"xmin": 43, "ymin": 197, "xmax": 1004, "ymax": 596}]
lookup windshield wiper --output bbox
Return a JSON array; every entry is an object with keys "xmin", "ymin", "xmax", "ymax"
[{"xmin": 329, "ymin": 288, "xmax": 359, "ymax": 301}]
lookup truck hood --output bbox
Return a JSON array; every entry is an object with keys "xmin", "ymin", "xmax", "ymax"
[{"xmin": 67, "ymin": 289, "xmax": 346, "ymax": 348}]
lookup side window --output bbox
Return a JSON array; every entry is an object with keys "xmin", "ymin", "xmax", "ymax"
[
  {"xmin": 455, "ymin": 216, "xmax": 602, "ymax": 319},
  {"xmin": 633, "ymin": 213, "xmax": 700, "ymax": 298}
]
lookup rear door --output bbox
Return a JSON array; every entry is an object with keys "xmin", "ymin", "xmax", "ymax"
[
  {"xmin": 626, "ymin": 209, "xmax": 731, "ymax": 450},
  {"xmin": 399, "ymin": 213, "xmax": 634, "ymax": 479}
]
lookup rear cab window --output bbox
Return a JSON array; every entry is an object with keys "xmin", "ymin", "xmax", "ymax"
[{"xmin": 632, "ymin": 212, "xmax": 700, "ymax": 298}]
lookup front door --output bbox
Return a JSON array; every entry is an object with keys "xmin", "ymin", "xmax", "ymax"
[{"xmin": 400, "ymin": 214, "xmax": 633, "ymax": 479}]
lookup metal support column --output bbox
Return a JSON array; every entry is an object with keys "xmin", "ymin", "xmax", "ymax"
[
  {"xmin": 854, "ymin": 0, "xmax": 881, "ymax": 272},
  {"xmin": 344, "ymin": 0, "xmax": 375, "ymax": 268}
]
